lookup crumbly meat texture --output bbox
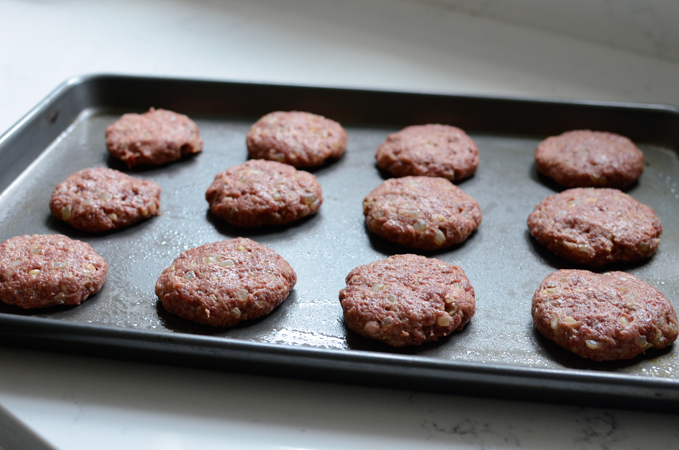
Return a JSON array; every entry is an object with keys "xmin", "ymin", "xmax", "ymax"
[
  {"xmin": 50, "ymin": 167, "xmax": 161, "ymax": 232},
  {"xmin": 106, "ymin": 108, "xmax": 203, "ymax": 168},
  {"xmin": 527, "ymin": 188, "xmax": 661, "ymax": 266},
  {"xmin": 0, "ymin": 234, "xmax": 107, "ymax": 309},
  {"xmin": 375, "ymin": 124, "xmax": 479, "ymax": 181},
  {"xmin": 246, "ymin": 111, "xmax": 347, "ymax": 168},
  {"xmin": 155, "ymin": 237, "xmax": 296, "ymax": 327},
  {"xmin": 206, "ymin": 160, "xmax": 323, "ymax": 227},
  {"xmin": 339, "ymin": 254, "xmax": 475, "ymax": 347},
  {"xmin": 363, "ymin": 177, "xmax": 482, "ymax": 250},
  {"xmin": 535, "ymin": 130, "xmax": 644, "ymax": 189},
  {"xmin": 532, "ymin": 269, "xmax": 678, "ymax": 361}
]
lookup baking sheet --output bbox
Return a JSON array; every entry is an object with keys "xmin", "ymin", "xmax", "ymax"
[{"xmin": 0, "ymin": 75, "xmax": 678, "ymax": 411}]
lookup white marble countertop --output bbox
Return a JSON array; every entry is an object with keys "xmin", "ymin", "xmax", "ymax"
[{"xmin": 1, "ymin": 0, "xmax": 679, "ymax": 448}]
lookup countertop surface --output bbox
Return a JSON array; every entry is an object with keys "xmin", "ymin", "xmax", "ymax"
[{"xmin": 1, "ymin": 0, "xmax": 679, "ymax": 449}]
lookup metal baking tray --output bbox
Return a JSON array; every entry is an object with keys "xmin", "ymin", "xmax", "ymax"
[{"xmin": 1, "ymin": 75, "xmax": 678, "ymax": 412}]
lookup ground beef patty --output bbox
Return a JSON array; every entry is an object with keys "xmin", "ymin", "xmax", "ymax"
[
  {"xmin": 106, "ymin": 108, "xmax": 203, "ymax": 168},
  {"xmin": 246, "ymin": 111, "xmax": 347, "ymax": 168},
  {"xmin": 206, "ymin": 160, "xmax": 322, "ymax": 227},
  {"xmin": 155, "ymin": 237, "xmax": 296, "ymax": 327},
  {"xmin": 339, "ymin": 254, "xmax": 475, "ymax": 347},
  {"xmin": 50, "ymin": 167, "xmax": 161, "ymax": 232},
  {"xmin": 532, "ymin": 269, "xmax": 678, "ymax": 361},
  {"xmin": 535, "ymin": 130, "xmax": 644, "ymax": 189},
  {"xmin": 0, "ymin": 234, "xmax": 107, "ymax": 309},
  {"xmin": 375, "ymin": 124, "xmax": 479, "ymax": 181},
  {"xmin": 363, "ymin": 177, "xmax": 481, "ymax": 250},
  {"xmin": 527, "ymin": 188, "xmax": 661, "ymax": 266}
]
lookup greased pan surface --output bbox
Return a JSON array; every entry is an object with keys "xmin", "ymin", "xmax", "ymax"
[{"xmin": 0, "ymin": 75, "xmax": 678, "ymax": 411}]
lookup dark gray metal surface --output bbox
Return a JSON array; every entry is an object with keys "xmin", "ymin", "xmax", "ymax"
[{"xmin": 0, "ymin": 75, "xmax": 678, "ymax": 411}]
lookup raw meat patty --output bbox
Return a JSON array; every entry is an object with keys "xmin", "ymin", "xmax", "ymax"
[
  {"xmin": 375, "ymin": 124, "xmax": 479, "ymax": 181},
  {"xmin": 50, "ymin": 167, "xmax": 161, "ymax": 232},
  {"xmin": 155, "ymin": 237, "xmax": 296, "ymax": 327},
  {"xmin": 206, "ymin": 160, "xmax": 322, "ymax": 227},
  {"xmin": 527, "ymin": 188, "xmax": 661, "ymax": 266},
  {"xmin": 532, "ymin": 269, "xmax": 678, "ymax": 361},
  {"xmin": 340, "ymin": 254, "xmax": 475, "ymax": 347},
  {"xmin": 246, "ymin": 111, "xmax": 347, "ymax": 168},
  {"xmin": 535, "ymin": 130, "xmax": 643, "ymax": 189},
  {"xmin": 363, "ymin": 176, "xmax": 481, "ymax": 250},
  {"xmin": 106, "ymin": 108, "xmax": 203, "ymax": 168},
  {"xmin": 0, "ymin": 234, "xmax": 107, "ymax": 309}
]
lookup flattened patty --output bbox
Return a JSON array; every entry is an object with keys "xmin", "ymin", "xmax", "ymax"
[
  {"xmin": 527, "ymin": 188, "xmax": 661, "ymax": 266},
  {"xmin": 106, "ymin": 108, "xmax": 203, "ymax": 168},
  {"xmin": 363, "ymin": 176, "xmax": 481, "ymax": 250},
  {"xmin": 155, "ymin": 237, "xmax": 296, "ymax": 327},
  {"xmin": 50, "ymin": 167, "xmax": 161, "ymax": 232},
  {"xmin": 0, "ymin": 234, "xmax": 107, "ymax": 309},
  {"xmin": 375, "ymin": 124, "xmax": 479, "ymax": 181},
  {"xmin": 535, "ymin": 130, "xmax": 644, "ymax": 189},
  {"xmin": 532, "ymin": 269, "xmax": 678, "ymax": 361},
  {"xmin": 339, "ymin": 254, "xmax": 475, "ymax": 347},
  {"xmin": 246, "ymin": 111, "xmax": 347, "ymax": 168},
  {"xmin": 205, "ymin": 160, "xmax": 323, "ymax": 227}
]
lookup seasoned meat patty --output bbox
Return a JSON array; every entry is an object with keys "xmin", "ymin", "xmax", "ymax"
[
  {"xmin": 106, "ymin": 108, "xmax": 203, "ymax": 168},
  {"xmin": 339, "ymin": 254, "xmax": 475, "ymax": 347},
  {"xmin": 246, "ymin": 111, "xmax": 347, "ymax": 168},
  {"xmin": 375, "ymin": 124, "xmax": 479, "ymax": 181},
  {"xmin": 535, "ymin": 130, "xmax": 644, "ymax": 189},
  {"xmin": 50, "ymin": 167, "xmax": 161, "ymax": 232},
  {"xmin": 155, "ymin": 238, "xmax": 296, "ymax": 327},
  {"xmin": 363, "ymin": 176, "xmax": 481, "ymax": 250},
  {"xmin": 205, "ymin": 160, "xmax": 323, "ymax": 227},
  {"xmin": 532, "ymin": 269, "xmax": 678, "ymax": 361},
  {"xmin": 0, "ymin": 234, "xmax": 107, "ymax": 309},
  {"xmin": 527, "ymin": 188, "xmax": 661, "ymax": 266}
]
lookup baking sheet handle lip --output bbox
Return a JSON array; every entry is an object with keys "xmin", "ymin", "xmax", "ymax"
[
  {"xmin": 53, "ymin": 73, "xmax": 679, "ymax": 117},
  {"xmin": 0, "ymin": 312, "xmax": 676, "ymax": 391},
  {"xmin": 3, "ymin": 72, "xmax": 679, "ymax": 156},
  {"xmin": 0, "ymin": 79, "xmax": 74, "ymax": 149}
]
